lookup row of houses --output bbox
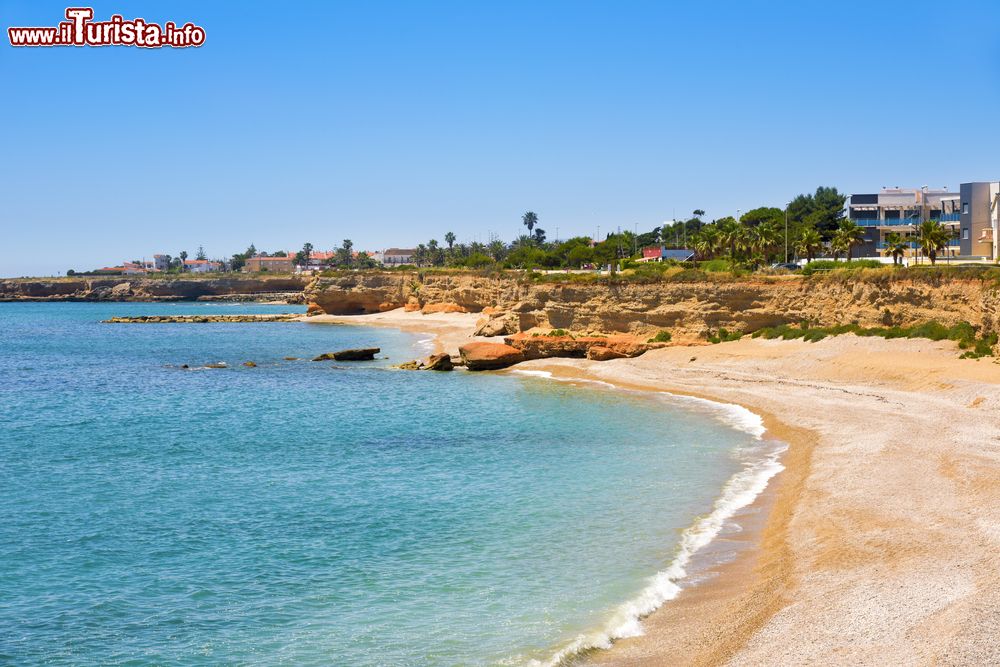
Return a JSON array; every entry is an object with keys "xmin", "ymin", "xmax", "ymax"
[
  {"xmin": 242, "ymin": 248, "xmax": 416, "ymax": 272},
  {"xmin": 93, "ymin": 247, "xmax": 421, "ymax": 275},
  {"xmin": 99, "ymin": 256, "xmax": 222, "ymax": 275},
  {"xmin": 847, "ymin": 182, "xmax": 999, "ymax": 261}
]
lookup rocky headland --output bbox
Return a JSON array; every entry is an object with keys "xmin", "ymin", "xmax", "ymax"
[{"xmin": 0, "ymin": 276, "xmax": 308, "ymax": 302}]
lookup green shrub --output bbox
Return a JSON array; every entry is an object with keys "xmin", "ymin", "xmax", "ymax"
[
  {"xmin": 802, "ymin": 259, "xmax": 884, "ymax": 276},
  {"xmin": 707, "ymin": 327, "xmax": 743, "ymax": 344},
  {"xmin": 699, "ymin": 259, "xmax": 730, "ymax": 272},
  {"xmin": 749, "ymin": 320, "xmax": 995, "ymax": 358},
  {"xmin": 647, "ymin": 330, "xmax": 672, "ymax": 343}
]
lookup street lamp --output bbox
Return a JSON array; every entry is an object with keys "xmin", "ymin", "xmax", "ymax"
[{"xmin": 784, "ymin": 206, "xmax": 789, "ymax": 263}]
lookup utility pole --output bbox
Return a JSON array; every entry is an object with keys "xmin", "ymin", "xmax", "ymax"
[{"xmin": 784, "ymin": 206, "xmax": 789, "ymax": 263}]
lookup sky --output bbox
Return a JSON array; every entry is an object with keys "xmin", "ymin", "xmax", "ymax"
[{"xmin": 3, "ymin": 0, "xmax": 1000, "ymax": 276}]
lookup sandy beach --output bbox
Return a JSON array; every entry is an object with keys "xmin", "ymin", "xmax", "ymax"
[
  {"xmin": 300, "ymin": 310, "xmax": 501, "ymax": 357},
  {"xmin": 319, "ymin": 310, "xmax": 1000, "ymax": 665}
]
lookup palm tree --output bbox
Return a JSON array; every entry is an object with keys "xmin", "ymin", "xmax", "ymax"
[
  {"xmin": 833, "ymin": 220, "xmax": 865, "ymax": 260},
  {"xmin": 444, "ymin": 232, "xmax": 456, "ymax": 250},
  {"xmin": 693, "ymin": 209, "xmax": 705, "ymax": 218},
  {"xmin": 413, "ymin": 244, "xmax": 428, "ymax": 267},
  {"xmin": 522, "ymin": 211, "xmax": 538, "ymax": 234},
  {"xmin": 752, "ymin": 220, "xmax": 782, "ymax": 263},
  {"xmin": 916, "ymin": 219, "xmax": 953, "ymax": 265},
  {"xmin": 486, "ymin": 239, "xmax": 504, "ymax": 261},
  {"xmin": 716, "ymin": 218, "xmax": 743, "ymax": 263},
  {"xmin": 693, "ymin": 225, "xmax": 721, "ymax": 259},
  {"xmin": 795, "ymin": 227, "xmax": 823, "ymax": 262},
  {"xmin": 882, "ymin": 232, "xmax": 908, "ymax": 266}
]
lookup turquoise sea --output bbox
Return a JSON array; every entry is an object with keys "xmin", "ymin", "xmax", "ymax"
[{"xmin": 0, "ymin": 302, "xmax": 783, "ymax": 666}]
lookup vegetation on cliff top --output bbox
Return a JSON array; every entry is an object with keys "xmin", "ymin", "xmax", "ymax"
[{"xmin": 750, "ymin": 321, "xmax": 997, "ymax": 358}]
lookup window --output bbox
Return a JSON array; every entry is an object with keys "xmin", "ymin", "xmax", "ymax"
[
  {"xmin": 962, "ymin": 228, "xmax": 970, "ymax": 240},
  {"xmin": 962, "ymin": 203, "xmax": 970, "ymax": 214}
]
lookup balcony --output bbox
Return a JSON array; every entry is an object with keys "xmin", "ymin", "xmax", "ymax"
[
  {"xmin": 876, "ymin": 238, "xmax": 961, "ymax": 249},
  {"xmin": 854, "ymin": 218, "xmax": 913, "ymax": 227},
  {"xmin": 852, "ymin": 218, "xmax": 918, "ymax": 227},
  {"xmin": 853, "ymin": 217, "xmax": 958, "ymax": 228}
]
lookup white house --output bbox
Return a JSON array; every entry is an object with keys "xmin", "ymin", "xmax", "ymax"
[
  {"xmin": 184, "ymin": 259, "xmax": 222, "ymax": 273},
  {"xmin": 382, "ymin": 248, "xmax": 415, "ymax": 265}
]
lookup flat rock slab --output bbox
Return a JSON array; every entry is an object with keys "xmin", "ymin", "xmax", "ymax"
[
  {"xmin": 313, "ymin": 348, "xmax": 381, "ymax": 361},
  {"xmin": 459, "ymin": 342, "xmax": 524, "ymax": 371}
]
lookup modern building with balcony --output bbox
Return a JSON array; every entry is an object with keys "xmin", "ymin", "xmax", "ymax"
[
  {"xmin": 960, "ymin": 181, "xmax": 999, "ymax": 260},
  {"xmin": 847, "ymin": 187, "xmax": 962, "ymax": 259}
]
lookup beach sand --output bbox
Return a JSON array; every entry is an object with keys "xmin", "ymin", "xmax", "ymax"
[
  {"xmin": 306, "ymin": 310, "xmax": 1000, "ymax": 665},
  {"xmin": 300, "ymin": 310, "xmax": 499, "ymax": 357},
  {"xmin": 529, "ymin": 338, "xmax": 1000, "ymax": 666}
]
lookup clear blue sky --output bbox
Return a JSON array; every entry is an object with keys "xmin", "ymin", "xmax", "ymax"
[{"xmin": 3, "ymin": 1, "xmax": 1000, "ymax": 276}]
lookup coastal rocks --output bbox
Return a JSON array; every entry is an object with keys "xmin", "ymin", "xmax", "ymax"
[
  {"xmin": 395, "ymin": 354, "xmax": 454, "ymax": 371},
  {"xmin": 1, "ymin": 276, "xmax": 309, "ymax": 302},
  {"xmin": 421, "ymin": 302, "xmax": 468, "ymax": 314},
  {"xmin": 198, "ymin": 292, "xmax": 304, "ymax": 303},
  {"xmin": 314, "ymin": 348, "xmax": 381, "ymax": 361},
  {"xmin": 474, "ymin": 314, "xmax": 516, "ymax": 337},
  {"xmin": 459, "ymin": 342, "xmax": 524, "ymax": 371},
  {"xmin": 110, "ymin": 282, "xmax": 133, "ymax": 298},
  {"xmin": 243, "ymin": 361, "xmax": 257, "ymax": 367},
  {"xmin": 503, "ymin": 332, "xmax": 661, "ymax": 361},
  {"xmin": 587, "ymin": 346, "xmax": 627, "ymax": 361},
  {"xmin": 204, "ymin": 362, "xmax": 227, "ymax": 369},
  {"xmin": 423, "ymin": 353, "xmax": 453, "ymax": 371},
  {"xmin": 333, "ymin": 347, "xmax": 380, "ymax": 361}
]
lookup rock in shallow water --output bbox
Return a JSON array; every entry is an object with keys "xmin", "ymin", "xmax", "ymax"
[
  {"xmin": 458, "ymin": 342, "xmax": 524, "ymax": 371},
  {"xmin": 313, "ymin": 348, "xmax": 381, "ymax": 361},
  {"xmin": 333, "ymin": 348, "xmax": 380, "ymax": 361},
  {"xmin": 423, "ymin": 353, "xmax": 453, "ymax": 371}
]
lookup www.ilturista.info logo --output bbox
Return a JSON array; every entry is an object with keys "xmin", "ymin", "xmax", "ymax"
[{"xmin": 8, "ymin": 7, "xmax": 205, "ymax": 48}]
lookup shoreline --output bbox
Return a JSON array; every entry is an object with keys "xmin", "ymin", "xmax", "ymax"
[
  {"xmin": 308, "ymin": 309, "xmax": 1000, "ymax": 665},
  {"xmin": 305, "ymin": 309, "xmax": 811, "ymax": 664},
  {"xmin": 518, "ymin": 338, "xmax": 1000, "ymax": 665},
  {"xmin": 512, "ymin": 365, "xmax": 813, "ymax": 666}
]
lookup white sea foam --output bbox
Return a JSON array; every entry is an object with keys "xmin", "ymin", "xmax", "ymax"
[
  {"xmin": 660, "ymin": 393, "xmax": 767, "ymax": 440},
  {"xmin": 416, "ymin": 337, "xmax": 435, "ymax": 353},
  {"xmin": 510, "ymin": 369, "xmax": 553, "ymax": 378},
  {"xmin": 534, "ymin": 438, "xmax": 785, "ymax": 666},
  {"xmin": 513, "ymin": 374, "xmax": 784, "ymax": 667}
]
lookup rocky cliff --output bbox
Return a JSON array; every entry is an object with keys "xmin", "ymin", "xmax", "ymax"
[
  {"xmin": 305, "ymin": 271, "xmax": 1000, "ymax": 341},
  {"xmin": 0, "ymin": 276, "xmax": 309, "ymax": 302}
]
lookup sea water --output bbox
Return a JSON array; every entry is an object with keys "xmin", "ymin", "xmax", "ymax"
[{"xmin": 0, "ymin": 302, "xmax": 781, "ymax": 666}]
